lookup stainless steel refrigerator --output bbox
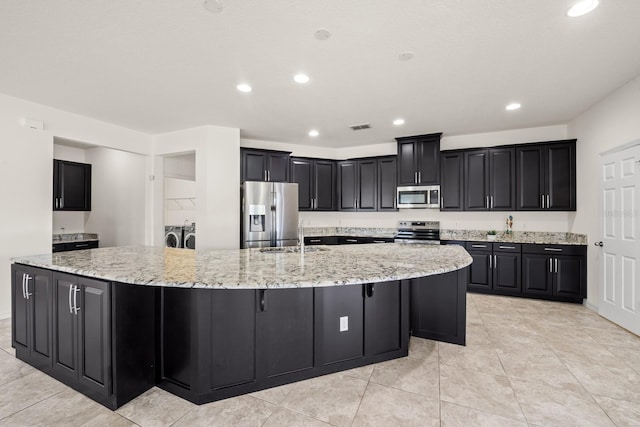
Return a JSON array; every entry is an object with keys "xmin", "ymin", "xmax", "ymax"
[{"xmin": 241, "ymin": 181, "xmax": 299, "ymax": 248}]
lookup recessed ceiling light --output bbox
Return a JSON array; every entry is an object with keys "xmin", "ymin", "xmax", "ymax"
[
  {"xmin": 505, "ymin": 103, "xmax": 521, "ymax": 111},
  {"xmin": 393, "ymin": 118, "xmax": 405, "ymax": 126},
  {"xmin": 308, "ymin": 129, "xmax": 319, "ymax": 137},
  {"xmin": 294, "ymin": 74, "xmax": 310, "ymax": 84},
  {"xmin": 398, "ymin": 51, "xmax": 415, "ymax": 61},
  {"xmin": 236, "ymin": 83, "xmax": 252, "ymax": 93},
  {"xmin": 314, "ymin": 29, "xmax": 331, "ymax": 41},
  {"xmin": 202, "ymin": 0, "xmax": 223, "ymax": 14},
  {"xmin": 567, "ymin": 0, "xmax": 599, "ymax": 17}
]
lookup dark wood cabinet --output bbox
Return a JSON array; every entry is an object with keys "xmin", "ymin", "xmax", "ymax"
[
  {"xmin": 465, "ymin": 242, "xmax": 521, "ymax": 294},
  {"xmin": 440, "ymin": 151, "xmax": 464, "ymax": 211},
  {"xmin": 463, "ymin": 148, "xmax": 515, "ymax": 211},
  {"xmin": 396, "ymin": 133, "xmax": 442, "ymax": 185},
  {"xmin": 257, "ymin": 288, "xmax": 314, "ymax": 378},
  {"xmin": 337, "ymin": 161, "xmax": 357, "ymax": 211},
  {"xmin": 522, "ymin": 244, "xmax": 585, "ymax": 301},
  {"xmin": 315, "ymin": 281, "xmax": 405, "ymax": 365},
  {"xmin": 53, "ymin": 159, "xmax": 91, "ymax": 211},
  {"xmin": 52, "ymin": 273, "xmax": 111, "ymax": 398},
  {"xmin": 290, "ymin": 157, "xmax": 336, "ymax": 211},
  {"xmin": 241, "ymin": 149, "xmax": 291, "ymax": 183},
  {"xmin": 338, "ymin": 159, "xmax": 377, "ymax": 211},
  {"xmin": 517, "ymin": 140, "xmax": 576, "ymax": 211},
  {"xmin": 52, "ymin": 240, "xmax": 99, "ymax": 253},
  {"xmin": 377, "ymin": 156, "xmax": 397, "ymax": 211},
  {"xmin": 11, "ymin": 265, "xmax": 53, "ymax": 371}
]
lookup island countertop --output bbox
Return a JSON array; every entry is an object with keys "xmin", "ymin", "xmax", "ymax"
[{"xmin": 12, "ymin": 244, "xmax": 472, "ymax": 289}]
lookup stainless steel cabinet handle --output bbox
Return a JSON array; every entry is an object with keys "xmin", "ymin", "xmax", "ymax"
[
  {"xmin": 541, "ymin": 194, "xmax": 544, "ymax": 208},
  {"xmin": 22, "ymin": 274, "xmax": 26, "ymax": 299},
  {"xmin": 499, "ymin": 246, "xmax": 516, "ymax": 249},
  {"xmin": 60, "ymin": 198, "xmax": 64, "ymax": 209},
  {"xmin": 418, "ymin": 172, "xmax": 421, "ymax": 183},
  {"xmin": 549, "ymin": 258, "xmax": 553, "ymax": 273},
  {"xmin": 68, "ymin": 285, "xmax": 74, "ymax": 314},
  {"xmin": 268, "ymin": 170, "xmax": 271, "ymax": 181},
  {"xmin": 346, "ymin": 239, "xmax": 358, "ymax": 243},
  {"xmin": 373, "ymin": 240, "xmax": 386, "ymax": 243},
  {"xmin": 73, "ymin": 285, "xmax": 80, "ymax": 314},
  {"xmin": 24, "ymin": 275, "xmax": 32, "ymax": 299},
  {"xmin": 490, "ymin": 196, "xmax": 494, "ymax": 209},
  {"xmin": 309, "ymin": 239, "xmax": 321, "ymax": 243},
  {"xmin": 486, "ymin": 196, "xmax": 489, "ymax": 209},
  {"xmin": 554, "ymin": 258, "xmax": 558, "ymax": 273},
  {"xmin": 494, "ymin": 255, "xmax": 497, "ymax": 268},
  {"xmin": 471, "ymin": 244, "xmax": 488, "ymax": 248},
  {"xmin": 544, "ymin": 248, "xmax": 562, "ymax": 252},
  {"xmin": 75, "ymin": 244, "xmax": 89, "ymax": 248},
  {"xmin": 546, "ymin": 194, "xmax": 550, "ymax": 209},
  {"xmin": 489, "ymin": 255, "xmax": 492, "ymax": 269}
]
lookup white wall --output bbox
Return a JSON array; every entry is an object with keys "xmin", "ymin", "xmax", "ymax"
[
  {"xmin": 0, "ymin": 92, "xmax": 151, "ymax": 319},
  {"xmin": 164, "ymin": 177, "xmax": 196, "ymax": 226},
  {"xmin": 153, "ymin": 126, "xmax": 240, "ymax": 250},
  {"xmin": 84, "ymin": 147, "xmax": 148, "ymax": 248},
  {"xmin": 568, "ymin": 75, "xmax": 640, "ymax": 309}
]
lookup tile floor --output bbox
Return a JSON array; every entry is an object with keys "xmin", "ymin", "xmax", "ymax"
[{"xmin": 1, "ymin": 293, "xmax": 639, "ymax": 426}]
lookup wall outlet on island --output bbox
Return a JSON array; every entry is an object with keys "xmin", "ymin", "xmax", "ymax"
[{"xmin": 340, "ymin": 316, "xmax": 349, "ymax": 332}]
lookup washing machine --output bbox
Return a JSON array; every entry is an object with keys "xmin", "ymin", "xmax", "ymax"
[
  {"xmin": 183, "ymin": 224, "xmax": 196, "ymax": 250},
  {"xmin": 164, "ymin": 226, "xmax": 183, "ymax": 248}
]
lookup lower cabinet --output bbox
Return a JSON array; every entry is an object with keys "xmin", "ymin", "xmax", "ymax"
[
  {"xmin": 465, "ymin": 242, "xmax": 521, "ymax": 295},
  {"xmin": 11, "ymin": 265, "xmax": 53, "ymax": 371},
  {"xmin": 522, "ymin": 244, "xmax": 586, "ymax": 301}
]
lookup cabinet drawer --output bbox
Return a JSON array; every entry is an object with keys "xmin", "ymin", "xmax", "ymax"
[
  {"xmin": 366, "ymin": 237, "xmax": 394, "ymax": 244},
  {"xmin": 304, "ymin": 236, "xmax": 338, "ymax": 246},
  {"xmin": 465, "ymin": 241, "xmax": 492, "ymax": 251},
  {"xmin": 338, "ymin": 236, "xmax": 366, "ymax": 244},
  {"xmin": 522, "ymin": 244, "xmax": 586, "ymax": 256},
  {"xmin": 492, "ymin": 243, "xmax": 522, "ymax": 253},
  {"xmin": 66, "ymin": 241, "xmax": 99, "ymax": 251},
  {"xmin": 52, "ymin": 243, "xmax": 66, "ymax": 253}
]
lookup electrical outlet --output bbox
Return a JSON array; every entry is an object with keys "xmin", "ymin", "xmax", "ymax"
[{"xmin": 339, "ymin": 316, "xmax": 348, "ymax": 332}]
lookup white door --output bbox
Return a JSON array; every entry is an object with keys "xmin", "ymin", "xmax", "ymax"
[{"xmin": 599, "ymin": 143, "xmax": 640, "ymax": 335}]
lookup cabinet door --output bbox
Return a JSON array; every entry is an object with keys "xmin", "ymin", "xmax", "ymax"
[
  {"xmin": 417, "ymin": 139, "xmax": 440, "ymax": 185},
  {"xmin": 464, "ymin": 150, "xmax": 489, "ymax": 211},
  {"xmin": 467, "ymin": 249, "xmax": 492, "ymax": 290},
  {"xmin": 314, "ymin": 286, "xmax": 364, "ymax": 365},
  {"xmin": 314, "ymin": 160, "xmax": 336, "ymax": 211},
  {"xmin": 364, "ymin": 282, "xmax": 401, "ymax": 356},
  {"xmin": 54, "ymin": 160, "xmax": 91, "ymax": 211},
  {"xmin": 546, "ymin": 143, "xmax": 576, "ymax": 211},
  {"xmin": 29, "ymin": 269, "xmax": 53, "ymax": 368},
  {"xmin": 517, "ymin": 146, "xmax": 544, "ymax": 210},
  {"xmin": 290, "ymin": 158, "xmax": 313, "ymax": 210},
  {"xmin": 493, "ymin": 253, "xmax": 521, "ymax": 293},
  {"xmin": 489, "ymin": 148, "xmax": 516, "ymax": 211},
  {"xmin": 357, "ymin": 159, "xmax": 377, "ymax": 211},
  {"xmin": 337, "ymin": 161, "xmax": 357, "ymax": 211},
  {"xmin": 397, "ymin": 139, "xmax": 418, "ymax": 185},
  {"xmin": 77, "ymin": 277, "xmax": 111, "ymax": 397},
  {"xmin": 12, "ymin": 265, "xmax": 30, "ymax": 352},
  {"xmin": 256, "ymin": 288, "xmax": 314, "ymax": 378},
  {"xmin": 522, "ymin": 254, "xmax": 553, "ymax": 296},
  {"xmin": 377, "ymin": 157, "xmax": 397, "ymax": 211},
  {"xmin": 554, "ymin": 256, "xmax": 583, "ymax": 298},
  {"xmin": 268, "ymin": 152, "xmax": 290, "ymax": 182},
  {"xmin": 241, "ymin": 150, "xmax": 268, "ymax": 182},
  {"xmin": 440, "ymin": 151, "xmax": 464, "ymax": 211},
  {"xmin": 52, "ymin": 274, "xmax": 79, "ymax": 381}
]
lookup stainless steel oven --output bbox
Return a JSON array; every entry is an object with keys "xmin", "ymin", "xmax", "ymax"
[
  {"xmin": 396, "ymin": 185, "xmax": 440, "ymax": 209},
  {"xmin": 394, "ymin": 220, "xmax": 440, "ymax": 244}
]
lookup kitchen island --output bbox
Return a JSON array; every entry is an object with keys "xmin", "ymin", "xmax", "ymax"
[{"xmin": 11, "ymin": 244, "xmax": 471, "ymax": 408}]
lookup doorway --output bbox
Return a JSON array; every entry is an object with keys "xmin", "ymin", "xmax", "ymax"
[{"xmin": 599, "ymin": 142, "xmax": 640, "ymax": 335}]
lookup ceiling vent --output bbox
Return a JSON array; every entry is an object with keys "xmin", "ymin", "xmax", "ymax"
[{"xmin": 349, "ymin": 123, "xmax": 371, "ymax": 131}]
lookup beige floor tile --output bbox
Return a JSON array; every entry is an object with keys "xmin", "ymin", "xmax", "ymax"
[
  {"xmin": 250, "ymin": 382, "xmax": 296, "ymax": 404},
  {"xmin": 440, "ymin": 401, "xmax": 528, "ymax": 427},
  {"xmin": 510, "ymin": 378, "xmax": 615, "ymax": 426},
  {"xmin": 464, "ymin": 324, "xmax": 493, "ymax": 345},
  {"xmin": 0, "ymin": 348, "xmax": 35, "ymax": 387},
  {"xmin": 593, "ymin": 395, "xmax": 640, "ymax": 426},
  {"xmin": 584, "ymin": 325, "xmax": 640, "ymax": 349},
  {"xmin": 351, "ymin": 382, "xmax": 439, "ymax": 427},
  {"xmin": 439, "ymin": 364, "xmax": 525, "ymax": 422},
  {"xmin": 262, "ymin": 406, "xmax": 331, "ymax": 426},
  {"xmin": 0, "ymin": 371, "xmax": 67, "ymax": 420},
  {"xmin": 172, "ymin": 395, "xmax": 276, "ymax": 427},
  {"xmin": 547, "ymin": 337, "xmax": 630, "ymax": 369},
  {"xmin": 564, "ymin": 359, "xmax": 640, "ymax": 403},
  {"xmin": 370, "ymin": 356, "xmax": 439, "ymax": 399},
  {"xmin": 496, "ymin": 347, "xmax": 591, "ymax": 398},
  {"xmin": 439, "ymin": 341, "xmax": 505, "ymax": 376},
  {"xmin": 408, "ymin": 336, "xmax": 439, "ymax": 362},
  {"xmin": 280, "ymin": 373, "xmax": 367, "ymax": 427},
  {"xmin": 116, "ymin": 386, "xmax": 194, "ymax": 426},
  {"xmin": 607, "ymin": 345, "xmax": 640, "ymax": 373},
  {"xmin": 342, "ymin": 363, "xmax": 375, "ymax": 381},
  {"xmin": 0, "ymin": 388, "xmax": 136, "ymax": 427}
]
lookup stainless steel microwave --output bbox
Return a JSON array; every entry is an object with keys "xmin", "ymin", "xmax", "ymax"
[{"xmin": 397, "ymin": 185, "xmax": 440, "ymax": 209}]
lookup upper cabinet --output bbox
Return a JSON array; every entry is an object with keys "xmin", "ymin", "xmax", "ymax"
[
  {"xmin": 241, "ymin": 149, "xmax": 291, "ymax": 183},
  {"xmin": 516, "ymin": 140, "xmax": 576, "ymax": 211},
  {"xmin": 464, "ymin": 147, "xmax": 515, "ymax": 211},
  {"xmin": 290, "ymin": 157, "xmax": 336, "ymax": 211},
  {"xmin": 337, "ymin": 156, "xmax": 396, "ymax": 212},
  {"xmin": 53, "ymin": 159, "xmax": 91, "ymax": 211},
  {"xmin": 377, "ymin": 156, "xmax": 397, "ymax": 211},
  {"xmin": 396, "ymin": 133, "xmax": 442, "ymax": 186},
  {"xmin": 440, "ymin": 151, "xmax": 464, "ymax": 211}
]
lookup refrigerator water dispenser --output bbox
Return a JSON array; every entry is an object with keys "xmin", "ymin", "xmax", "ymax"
[{"xmin": 249, "ymin": 204, "xmax": 266, "ymax": 232}]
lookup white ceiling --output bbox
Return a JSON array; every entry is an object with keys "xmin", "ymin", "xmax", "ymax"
[{"xmin": 1, "ymin": 0, "xmax": 640, "ymax": 148}]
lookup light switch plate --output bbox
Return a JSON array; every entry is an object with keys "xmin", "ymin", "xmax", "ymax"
[{"xmin": 339, "ymin": 316, "xmax": 348, "ymax": 332}]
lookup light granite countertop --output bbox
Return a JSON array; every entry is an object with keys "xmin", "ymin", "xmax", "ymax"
[{"xmin": 12, "ymin": 244, "xmax": 472, "ymax": 289}]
